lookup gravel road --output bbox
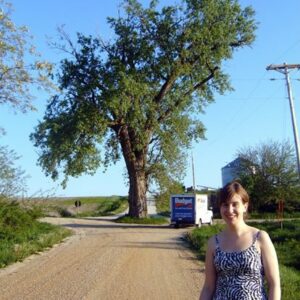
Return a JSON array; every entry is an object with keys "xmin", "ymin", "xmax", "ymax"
[{"xmin": 0, "ymin": 217, "xmax": 205, "ymax": 300}]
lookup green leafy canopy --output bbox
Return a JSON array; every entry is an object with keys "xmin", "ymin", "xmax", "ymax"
[
  {"xmin": 237, "ymin": 140, "xmax": 300, "ymax": 211},
  {"xmin": 31, "ymin": 0, "xmax": 256, "ymax": 189}
]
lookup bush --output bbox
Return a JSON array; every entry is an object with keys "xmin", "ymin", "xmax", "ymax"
[
  {"xmin": 0, "ymin": 146, "xmax": 28, "ymax": 197},
  {"xmin": 56, "ymin": 207, "xmax": 74, "ymax": 217},
  {"xmin": 0, "ymin": 198, "xmax": 71, "ymax": 268},
  {"xmin": 0, "ymin": 200, "xmax": 32, "ymax": 228}
]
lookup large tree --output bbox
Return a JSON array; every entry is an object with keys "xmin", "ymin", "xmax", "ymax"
[
  {"xmin": 31, "ymin": 0, "xmax": 256, "ymax": 217},
  {"xmin": 237, "ymin": 140, "xmax": 300, "ymax": 211},
  {"xmin": 0, "ymin": 0, "xmax": 53, "ymax": 113}
]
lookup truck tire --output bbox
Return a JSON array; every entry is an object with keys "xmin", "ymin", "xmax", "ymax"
[{"xmin": 198, "ymin": 219, "xmax": 202, "ymax": 228}]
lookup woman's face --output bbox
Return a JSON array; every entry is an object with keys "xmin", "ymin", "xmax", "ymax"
[{"xmin": 220, "ymin": 193, "xmax": 248, "ymax": 225}]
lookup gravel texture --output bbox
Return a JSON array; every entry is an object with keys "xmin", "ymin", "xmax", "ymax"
[{"xmin": 0, "ymin": 217, "xmax": 204, "ymax": 300}]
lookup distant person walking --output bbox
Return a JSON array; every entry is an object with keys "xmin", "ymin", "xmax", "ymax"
[{"xmin": 200, "ymin": 181, "xmax": 280, "ymax": 300}]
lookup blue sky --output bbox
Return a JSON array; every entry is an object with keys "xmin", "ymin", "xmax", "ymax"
[{"xmin": 1, "ymin": 0, "xmax": 300, "ymax": 197}]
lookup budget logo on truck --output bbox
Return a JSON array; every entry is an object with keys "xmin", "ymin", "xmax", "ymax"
[
  {"xmin": 171, "ymin": 196, "xmax": 195, "ymax": 223},
  {"xmin": 175, "ymin": 198, "xmax": 193, "ymax": 208}
]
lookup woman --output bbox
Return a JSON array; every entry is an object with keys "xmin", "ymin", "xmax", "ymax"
[{"xmin": 200, "ymin": 181, "xmax": 281, "ymax": 300}]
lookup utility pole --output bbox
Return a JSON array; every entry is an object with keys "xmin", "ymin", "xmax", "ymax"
[
  {"xmin": 191, "ymin": 152, "xmax": 196, "ymax": 193},
  {"xmin": 266, "ymin": 63, "xmax": 300, "ymax": 178}
]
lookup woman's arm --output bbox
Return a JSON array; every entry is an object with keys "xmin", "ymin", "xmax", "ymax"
[
  {"xmin": 259, "ymin": 230, "xmax": 281, "ymax": 300},
  {"xmin": 199, "ymin": 237, "xmax": 216, "ymax": 300}
]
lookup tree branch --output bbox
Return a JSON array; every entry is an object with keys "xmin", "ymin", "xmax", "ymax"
[
  {"xmin": 184, "ymin": 66, "xmax": 219, "ymax": 97},
  {"xmin": 153, "ymin": 72, "xmax": 177, "ymax": 104},
  {"xmin": 157, "ymin": 66, "xmax": 218, "ymax": 123}
]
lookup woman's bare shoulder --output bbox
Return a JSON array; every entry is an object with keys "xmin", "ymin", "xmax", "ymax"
[
  {"xmin": 255, "ymin": 229, "xmax": 274, "ymax": 250},
  {"xmin": 207, "ymin": 234, "xmax": 218, "ymax": 251},
  {"xmin": 246, "ymin": 225, "xmax": 260, "ymax": 232},
  {"xmin": 257, "ymin": 230, "xmax": 271, "ymax": 241},
  {"xmin": 246, "ymin": 225, "xmax": 266, "ymax": 237}
]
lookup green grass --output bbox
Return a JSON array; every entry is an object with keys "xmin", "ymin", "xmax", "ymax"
[
  {"xmin": 30, "ymin": 196, "xmax": 128, "ymax": 218},
  {"xmin": 76, "ymin": 196, "xmax": 128, "ymax": 217},
  {"xmin": 0, "ymin": 198, "xmax": 72, "ymax": 268},
  {"xmin": 115, "ymin": 215, "xmax": 168, "ymax": 225},
  {"xmin": 49, "ymin": 196, "xmax": 123, "ymax": 206},
  {"xmin": 248, "ymin": 211, "xmax": 300, "ymax": 219},
  {"xmin": 186, "ymin": 224, "xmax": 224, "ymax": 260},
  {"xmin": 186, "ymin": 220, "xmax": 300, "ymax": 300}
]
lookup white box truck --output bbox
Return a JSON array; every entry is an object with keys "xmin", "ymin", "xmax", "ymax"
[{"xmin": 170, "ymin": 194, "xmax": 213, "ymax": 227}]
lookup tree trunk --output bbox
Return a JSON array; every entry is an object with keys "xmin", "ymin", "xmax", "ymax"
[
  {"xmin": 118, "ymin": 126, "xmax": 148, "ymax": 218},
  {"xmin": 128, "ymin": 166, "xmax": 148, "ymax": 218}
]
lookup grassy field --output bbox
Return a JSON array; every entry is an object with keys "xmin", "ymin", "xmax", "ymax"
[
  {"xmin": 27, "ymin": 195, "xmax": 129, "ymax": 218},
  {"xmin": 115, "ymin": 215, "xmax": 168, "ymax": 224},
  {"xmin": 186, "ymin": 220, "xmax": 300, "ymax": 300},
  {"xmin": 0, "ymin": 198, "xmax": 71, "ymax": 268}
]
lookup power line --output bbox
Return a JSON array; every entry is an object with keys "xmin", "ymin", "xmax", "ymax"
[
  {"xmin": 266, "ymin": 63, "xmax": 300, "ymax": 179},
  {"xmin": 206, "ymin": 39, "xmax": 300, "ymax": 147}
]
